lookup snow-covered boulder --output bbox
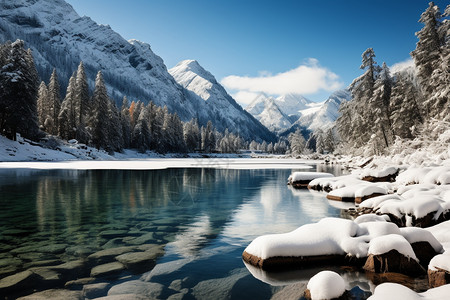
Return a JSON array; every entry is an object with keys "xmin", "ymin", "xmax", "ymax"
[
  {"xmin": 242, "ymin": 217, "xmax": 442, "ymax": 274},
  {"xmin": 360, "ymin": 166, "xmax": 399, "ymax": 182},
  {"xmin": 308, "ymin": 175, "xmax": 363, "ymax": 192},
  {"xmin": 368, "ymin": 282, "xmax": 450, "ymax": 300},
  {"xmin": 428, "ymin": 253, "xmax": 450, "ymax": 288},
  {"xmin": 360, "ymin": 187, "xmax": 450, "ymax": 227},
  {"xmin": 288, "ymin": 172, "xmax": 334, "ymax": 188},
  {"xmin": 326, "ymin": 182, "xmax": 391, "ymax": 203},
  {"xmin": 363, "ymin": 234, "xmax": 425, "ymax": 276},
  {"xmin": 304, "ymin": 271, "xmax": 346, "ymax": 300}
]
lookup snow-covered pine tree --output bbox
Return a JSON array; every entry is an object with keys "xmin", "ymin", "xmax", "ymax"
[
  {"xmin": 58, "ymin": 72, "xmax": 77, "ymax": 140},
  {"xmin": 0, "ymin": 40, "xmax": 39, "ymax": 140},
  {"xmin": 74, "ymin": 62, "xmax": 90, "ymax": 143},
  {"xmin": 120, "ymin": 96, "xmax": 132, "ymax": 149},
  {"xmin": 37, "ymin": 81, "xmax": 48, "ymax": 130},
  {"xmin": 183, "ymin": 118, "xmax": 200, "ymax": 152},
  {"xmin": 288, "ymin": 128, "xmax": 306, "ymax": 156},
  {"xmin": 47, "ymin": 69, "xmax": 61, "ymax": 136},
  {"xmin": 389, "ymin": 74, "xmax": 423, "ymax": 139},
  {"xmin": 108, "ymin": 100, "xmax": 123, "ymax": 153},
  {"xmin": 91, "ymin": 71, "xmax": 110, "ymax": 150},
  {"xmin": 411, "ymin": 2, "xmax": 442, "ymax": 104},
  {"xmin": 369, "ymin": 62, "xmax": 393, "ymax": 152},
  {"xmin": 131, "ymin": 107, "xmax": 151, "ymax": 153}
]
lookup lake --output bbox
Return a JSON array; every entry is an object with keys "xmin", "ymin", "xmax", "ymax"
[{"xmin": 0, "ymin": 160, "xmax": 374, "ymax": 299}]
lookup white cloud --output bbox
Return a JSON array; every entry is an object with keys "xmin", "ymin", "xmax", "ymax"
[
  {"xmin": 390, "ymin": 58, "xmax": 415, "ymax": 74},
  {"xmin": 221, "ymin": 58, "xmax": 343, "ymax": 103},
  {"xmin": 232, "ymin": 91, "xmax": 260, "ymax": 106}
]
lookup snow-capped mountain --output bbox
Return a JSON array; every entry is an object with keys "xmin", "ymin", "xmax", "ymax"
[
  {"xmin": 247, "ymin": 89, "xmax": 351, "ymax": 135},
  {"xmin": 169, "ymin": 60, "xmax": 275, "ymax": 141},
  {"xmin": 0, "ymin": 0, "xmax": 273, "ymax": 142},
  {"xmin": 246, "ymin": 94, "xmax": 294, "ymax": 133},
  {"xmin": 290, "ymin": 89, "xmax": 351, "ymax": 132}
]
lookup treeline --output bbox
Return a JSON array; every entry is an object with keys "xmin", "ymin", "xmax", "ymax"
[
  {"xmin": 336, "ymin": 2, "xmax": 449, "ymax": 155},
  {"xmin": 0, "ymin": 39, "xmax": 251, "ymax": 154}
]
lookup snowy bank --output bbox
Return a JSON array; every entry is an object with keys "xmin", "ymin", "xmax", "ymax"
[{"xmin": 368, "ymin": 282, "xmax": 450, "ymax": 300}]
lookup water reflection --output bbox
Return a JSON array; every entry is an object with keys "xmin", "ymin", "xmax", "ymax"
[{"xmin": 0, "ymin": 165, "xmax": 357, "ymax": 299}]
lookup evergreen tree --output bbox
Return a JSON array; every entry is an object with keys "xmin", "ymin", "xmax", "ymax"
[
  {"xmin": 108, "ymin": 100, "xmax": 123, "ymax": 152},
  {"xmin": 131, "ymin": 107, "xmax": 151, "ymax": 153},
  {"xmin": 0, "ymin": 40, "xmax": 39, "ymax": 140},
  {"xmin": 91, "ymin": 71, "xmax": 110, "ymax": 150},
  {"xmin": 288, "ymin": 128, "xmax": 306, "ymax": 156},
  {"xmin": 120, "ymin": 96, "xmax": 132, "ymax": 148},
  {"xmin": 58, "ymin": 72, "xmax": 77, "ymax": 140},
  {"xmin": 389, "ymin": 74, "xmax": 423, "ymax": 139},
  {"xmin": 369, "ymin": 62, "xmax": 393, "ymax": 150},
  {"xmin": 184, "ymin": 118, "xmax": 200, "ymax": 152},
  {"xmin": 37, "ymin": 81, "xmax": 48, "ymax": 129},
  {"xmin": 47, "ymin": 69, "xmax": 61, "ymax": 135},
  {"xmin": 74, "ymin": 62, "xmax": 90, "ymax": 143},
  {"xmin": 411, "ymin": 2, "xmax": 442, "ymax": 101}
]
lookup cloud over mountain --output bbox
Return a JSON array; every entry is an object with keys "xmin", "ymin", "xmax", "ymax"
[{"xmin": 221, "ymin": 58, "xmax": 343, "ymax": 105}]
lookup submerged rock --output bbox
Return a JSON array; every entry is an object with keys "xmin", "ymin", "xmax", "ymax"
[
  {"xmin": 0, "ymin": 270, "xmax": 39, "ymax": 294},
  {"xmin": 16, "ymin": 289, "xmax": 83, "ymax": 300},
  {"xmin": 107, "ymin": 280, "xmax": 165, "ymax": 299},
  {"xmin": 91, "ymin": 262, "xmax": 125, "ymax": 278}
]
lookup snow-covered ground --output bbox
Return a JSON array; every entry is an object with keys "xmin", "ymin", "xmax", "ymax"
[{"xmin": 0, "ymin": 135, "xmax": 319, "ymax": 170}]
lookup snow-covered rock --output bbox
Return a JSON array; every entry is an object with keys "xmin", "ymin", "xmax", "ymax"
[
  {"xmin": 306, "ymin": 271, "xmax": 346, "ymax": 300},
  {"xmin": 288, "ymin": 171, "xmax": 334, "ymax": 188},
  {"xmin": 368, "ymin": 282, "xmax": 450, "ymax": 300},
  {"xmin": 242, "ymin": 217, "xmax": 442, "ymax": 272}
]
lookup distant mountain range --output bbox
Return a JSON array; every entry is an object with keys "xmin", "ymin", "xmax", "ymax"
[
  {"xmin": 0, "ymin": 0, "xmax": 274, "ymax": 142},
  {"xmin": 245, "ymin": 90, "xmax": 351, "ymax": 135}
]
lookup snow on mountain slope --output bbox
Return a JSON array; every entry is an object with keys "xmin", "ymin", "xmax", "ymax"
[
  {"xmin": 293, "ymin": 89, "xmax": 351, "ymax": 131},
  {"xmin": 169, "ymin": 60, "xmax": 275, "ymax": 141},
  {"xmin": 245, "ymin": 93, "xmax": 294, "ymax": 133},
  {"xmin": 0, "ymin": 0, "xmax": 273, "ymax": 142},
  {"xmin": 275, "ymin": 93, "xmax": 311, "ymax": 118}
]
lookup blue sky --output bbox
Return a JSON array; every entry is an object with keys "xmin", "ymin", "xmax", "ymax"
[{"xmin": 66, "ymin": 0, "xmax": 448, "ymax": 104}]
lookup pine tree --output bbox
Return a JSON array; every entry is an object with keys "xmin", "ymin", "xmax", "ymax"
[
  {"xmin": 369, "ymin": 62, "xmax": 393, "ymax": 151},
  {"xmin": 108, "ymin": 101, "xmax": 123, "ymax": 152},
  {"xmin": 91, "ymin": 71, "xmax": 110, "ymax": 150},
  {"xmin": 132, "ymin": 107, "xmax": 151, "ymax": 153},
  {"xmin": 183, "ymin": 118, "xmax": 200, "ymax": 152},
  {"xmin": 47, "ymin": 69, "xmax": 61, "ymax": 135},
  {"xmin": 411, "ymin": 2, "xmax": 442, "ymax": 101},
  {"xmin": 120, "ymin": 96, "xmax": 132, "ymax": 149},
  {"xmin": 58, "ymin": 72, "xmax": 77, "ymax": 140},
  {"xmin": 389, "ymin": 74, "xmax": 423, "ymax": 139},
  {"xmin": 288, "ymin": 128, "xmax": 306, "ymax": 156},
  {"xmin": 0, "ymin": 40, "xmax": 39, "ymax": 140},
  {"xmin": 74, "ymin": 62, "xmax": 90, "ymax": 143},
  {"xmin": 37, "ymin": 81, "xmax": 48, "ymax": 129}
]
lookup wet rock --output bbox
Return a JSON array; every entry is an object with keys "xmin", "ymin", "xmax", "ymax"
[
  {"xmin": 38, "ymin": 244, "xmax": 67, "ymax": 254},
  {"xmin": 91, "ymin": 262, "xmax": 125, "ymax": 278},
  {"xmin": 167, "ymin": 292, "xmax": 189, "ymax": 300},
  {"xmin": 16, "ymin": 288, "xmax": 83, "ymax": 300},
  {"xmin": 428, "ymin": 268, "xmax": 450, "ymax": 288},
  {"xmin": 23, "ymin": 259, "xmax": 60, "ymax": 269},
  {"xmin": 91, "ymin": 294, "xmax": 148, "ymax": 300},
  {"xmin": 66, "ymin": 245, "xmax": 96, "ymax": 257},
  {"xmin": 142, "ymin": 258, "xmax": 193, "ymax": 282},
  {"xmin": 50, "ymin": 260, "xmax": 86, "ymax": 279},
  {"xmin": 107, "ymin": 280, "xmax": 164, "ymax": 299},
  {"xmin": 88, "ymin": 246, "xmax": 136, "ymax": 264},
  {"xmin": 0, "ymin": 257, "xmax": 22, "ymax": 269},
  {"xmin": 65, "ymin": 277, "xmax": 95, "ymax": 288},
  {"xmin": 270, "ymin": 282, "xmax": 307, "ymax": 300},
  {"xmin": 102, "ymin": 238, "xmax": 127, "ymax": 249},
  {"xmin": 29, "ymin": 267, "xmax": 61, "ymax": 285},
  {"xmin": 99, "ymin": 230, "xmax": 129, "ymax": 239},
  {"xmin": 115, "ymin": 250, "xmax": 162, "ymax": 273},
  {"xmin": 363, "ymin": 250, "xmax": 425, "ymax": 276},
  {"xmin": 83, "ymin": 282, "xmax": 111, "ymax": 299},
  {"xmin": 191, "ymin": 268, "xmax": 248, "ymax": 300},
  {"xmin": 0, "ymin": 270, "xmax": 39, "ymax": 294},
  {"xmin": 127, "ymin": 233, "xmax": 156, "ymax": 245}
]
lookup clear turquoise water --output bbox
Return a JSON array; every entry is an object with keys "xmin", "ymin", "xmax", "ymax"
[{"xmin": 0, "ymin": 164, "xmax": 372, "ymax": 299}]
